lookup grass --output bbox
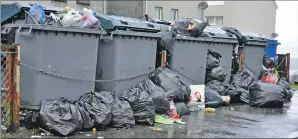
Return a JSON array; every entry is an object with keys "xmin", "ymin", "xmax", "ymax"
[{"xmin": 290, "ymin": 84, "xmax": 298, "ymax": 89}]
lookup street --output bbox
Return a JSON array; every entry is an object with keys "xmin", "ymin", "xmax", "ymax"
[{"xmin": 2, "ymin": 91, "xmax": 297, "ymax": 138}]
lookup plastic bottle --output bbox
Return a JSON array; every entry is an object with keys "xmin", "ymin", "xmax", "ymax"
[
  {"xmin": 204, "ymin": 108, "xmax": 216, "ymax": 113},
  {"xmin": 168, "ymin": 98, "xmax": 177, "ymax": 117}
]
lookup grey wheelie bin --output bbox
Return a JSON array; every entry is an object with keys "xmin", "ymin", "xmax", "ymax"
[
  {"xmin": 169, "ymin": 36, "xmax": 210, "ymax": 85},
  {"xmin": 240, "ymin": 32, "xmax": 268, "ymax": 80},
  {"xmin": 95, "ymin": 14, "xmax": 162, "ymax": 97},
  {"xmin": 1, "ymin": 24, "xmax": 105, "ymax": 110},
  {"xmin": 169, "ymin": 26, "xmax": 238, "ymax": 84},
  {"xmin": 204, "ymin": 27, "xmax": 238, "ymax": 83},
  {"xmin": 1, "ymin": 2, "xmax": 62, "ymax": 25}
]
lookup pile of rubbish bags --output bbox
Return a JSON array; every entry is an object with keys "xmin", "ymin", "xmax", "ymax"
[
  {"xmin": 26, "ymin": 67, "xmax": 194, "ymax": 136},
  {"xmin": 39, "ymin": 91, "xmax": 135, "ymax": 136},
  {"xmin": 29, "ymin": 4, "xmax": 100, "ymax": 29},
  {"xmin": 204, "ymin": 49, "xmax": 294, "ymax": 108},
  {"xmin": 22, "ymin": 50, "xmax": 294, "ymax": 136}
]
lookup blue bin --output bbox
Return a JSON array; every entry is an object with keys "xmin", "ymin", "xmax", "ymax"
[{"xmin": 265, "ymin": 39, "xmax": 280, "ymax": 62}]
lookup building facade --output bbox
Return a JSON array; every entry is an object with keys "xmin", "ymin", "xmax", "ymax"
[
  {"xmin": 2, "ymin": 0, "xmax": 277, "ymax": 37},
  {"xmin": 1, "ymin": 0, "xmax": 105, "ymax": 13},
  {"xmin": 107, "ymin": 0, "xmax": 277, "ymax": 37},
  {"xmin": 107, "ymin": 1, "xmax": 204, "ymax": 20},
  {"xmin": 204, "ymin": 1, "xmax": 278, "ymax": 37}
]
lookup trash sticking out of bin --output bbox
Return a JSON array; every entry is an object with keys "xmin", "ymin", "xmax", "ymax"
[
  {"xmin": 28, "ymin": 4, "xmax": 46, "ymax": 24},
  {"xmin": 171, "ymin": 18, "xmax": 208, "ymax": 38}
]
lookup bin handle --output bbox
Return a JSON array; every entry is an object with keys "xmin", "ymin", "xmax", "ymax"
[
  {"xmin": 100, "ymin": 33, "xmax": 114, "ymax": 41},
  {"xmin": 17, "ymin": 26, "xmax": 32, "ymax": 36}
]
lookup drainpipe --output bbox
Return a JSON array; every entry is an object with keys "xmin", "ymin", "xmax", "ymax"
[
  {"xmin": 103, "ymin": 0, "xmax": 107, "ymax": 14},
  {"xmin": 145, "ymin": 0, "xmax": 148, "ymax": 14},
  {"xmin": 201, "ymin": 0, "xmax": 205, "ymax": 21},
  {"xmin": 201, "ymin": 9, "xmax": 204, "ymax": 21}
]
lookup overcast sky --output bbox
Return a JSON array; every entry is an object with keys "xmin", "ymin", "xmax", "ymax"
[{"xmin": 275, "ymin": 1, "xmax": 298, "ymax": 58}]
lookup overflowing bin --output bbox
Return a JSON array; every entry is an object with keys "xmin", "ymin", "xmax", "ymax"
[
  {"xmin": 2, "ymin": 2, "xmax": 105, "ymax": 110},
  {"xmin": 204, "ymin": 27, "xmax": 238, "ymax": 83},
  {"xmin": 240, "ymin": 32, "xmax": 268, "ymax": 80},
  {"xmin": 95, "ymin": 14, "xmax": 162, "ymax": 97},
  {"xmin": 1, "ymin": 2, "xmax": 62, "ymax": 25},
  {"xmin": 2, "ymin": 24, "xmax": 104, "ymax": 110},
  {"xmin": 169, "ymin": 27, "xmax": 238, "ymax": 84}
]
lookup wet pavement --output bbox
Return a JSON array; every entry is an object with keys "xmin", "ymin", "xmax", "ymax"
[{"xmin": 2, "ymin": 92, "xmax": 298, "ymax": 138}]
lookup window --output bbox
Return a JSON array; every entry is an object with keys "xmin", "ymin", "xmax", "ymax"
[
  {"xmin": 206, "ymin": 1, "xmax": 224, "ymax": 6},
  {"xmin": 77, "ymin": 0, "xmax": 90, "ymax": 5},
  {"xmin": 154, "ymin": 7, "xmax": 163, "ymax": 20},
  {"xmin": 206, "ymin": 16, "xmax": 223, "ymax": 26},
  {"xmin": 171, "ymin": 9, "xmax": 178, "ymax": 20}
]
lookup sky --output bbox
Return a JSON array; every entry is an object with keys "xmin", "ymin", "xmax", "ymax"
[{"xmin": 275, "ymin": 1, "xmax": 298, "ymax": 58}]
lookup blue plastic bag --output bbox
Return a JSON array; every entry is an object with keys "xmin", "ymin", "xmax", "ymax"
[{"xmin": 29, "ymin": 4, "xmax": 46, "ymax": 24}]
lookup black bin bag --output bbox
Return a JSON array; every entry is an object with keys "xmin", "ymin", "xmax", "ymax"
[
  {"xmin": 205, "ymin": 66, "xmax": 227, "ymax": 83},
  {"xmin": 39, "ymin": 98, "xmax": 83, "ymax": 136},
  {"xmin": 204, "ymin": 86, "xmax": 223, "ymax": 108},
  {"xmin": 249, "ymin": 82, "xmax": 285, "ymax": 108},
  {"xmin": 157, "ymin": 27, "xmax": 176, "ymax": 55},
  {"xmin": 240, "ymin": 89, "xmax": 250, "ymax": 104},
  {"xmin": 149, "ymin": 67, "xmax": 191, "ymax": 103},
  {"xmin": 207, "ymin": 80, "xmax": 244, "ymax": 103},
  {"xmin": 232, "ymin": 68, "xmax": 255, "ymax": 89},
  {"xmin": 285, "ymin": 89, "xmax": 293, "ymax": 101},
  {"xmin": 277, "ymin": 77, "xmax": 290, "ymax": 90},
  {"xmin": 206, "ymin": 49, "xmax": 222, "ymax": 70},
  {"xmin": 206, "ymin": 80, "xmax": 226, "ymax": 95},
  {"xmin": 137, "ymin": 80, "xmax": 170, "ymax": 114},
  {"xmin": 97, "ymin": 91, "xmax": 135, "ymax": 128},
  {"xmin": 111, "ymin": 97, "xmax": 135, "ymax": 128},
  {"xmin": 77, "ymin": 92, "xmax": 112, "ymax": 130},
  {"xmin": 121, "ymin": 87, "xmax": 155, "ymax": 125},
  {"xmin": 175, "ymin": 102, "xmax": 190, "ymax": 116}
]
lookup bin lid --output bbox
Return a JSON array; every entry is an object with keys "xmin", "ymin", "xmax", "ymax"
[
  {"xmin": 1, "ymin": 2, "xmax": 62, "ymax": 24},
  {"xmin": 241, "ymin": 32, "xmax": 268, "ymax": 46},
  {"xmin": 203, "ymin": 26, "xmax": 238, "ymax": 43},
  {"xmin": 2, "ymin": 24, "xmax": 106, "ymax": 35},
  {"xmin": 94, "ymin": 13, "xmax": 162, "ymax": 33},
  {"xmin": 149, "ymin": 19, "xmax": 174, "ymax": 25},
  {"xmin": 267, "ymin": 39, "xmax": 281, "ymax": 46}
]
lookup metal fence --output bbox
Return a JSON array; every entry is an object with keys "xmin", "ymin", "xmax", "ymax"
[{"xmin": 1, "ymin": 44, "xmax": 20, "ymax": 132}]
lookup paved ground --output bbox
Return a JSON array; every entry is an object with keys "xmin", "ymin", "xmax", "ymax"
[{"xmin": 2, "ymin": 92, "xmax": 298, "ymax": 138}]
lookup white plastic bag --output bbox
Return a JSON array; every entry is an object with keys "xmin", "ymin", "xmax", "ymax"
[
  {"xmin": 187, "ymin": 85, "xmax": 205, "ymax": 111},
  {"xmin": 81, "ymin": 8, "xmax": 94, "ymax": 16},
  {"xmin": 61, "ymin": 10, "xmax": 83, "ymax": 27},
  {"xmin": 189, "ymin": 85, "xmax": 205, "ymax": 103},
  {"xmin": 28, "ymin": 4, "xmax": 46, "ymax": 24},
  {"xmin": 81, "ymin": 14, "xmax": 100, "ymax": 29}
]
